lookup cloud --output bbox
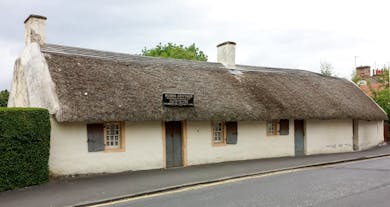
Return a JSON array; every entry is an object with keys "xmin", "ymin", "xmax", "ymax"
[
  {"xmin": 0, "ymin": 39, "xmax": 20, "ymax": 89},
  {"xmin": 0, "ymin": 0, "xmax": 390, "ymax": 89}
]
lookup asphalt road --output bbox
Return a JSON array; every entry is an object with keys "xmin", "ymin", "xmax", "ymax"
[{"xmin": 99, "ymin": 156, "xmax": 390, "ymax": 207}]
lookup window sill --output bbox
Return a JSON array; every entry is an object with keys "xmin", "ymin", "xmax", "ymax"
[
  {"xmin": 266, "ymin": 133, "xmax": 279, "ymax": 136},
  {"xmin": 104, "ymin": 148, "xmax": 125, "ymax": 153},
  {"xmin": 212, "ymin": 142, "xmax": 227, "ymax": 147}
]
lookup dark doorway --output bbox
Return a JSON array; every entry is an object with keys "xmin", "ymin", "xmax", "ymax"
[
  {"xmin": 294, "ymin": 120, "xmax": 305, "ymax": 156},
  {"xmin": 353, "ymin": 120, "xmax": 359, "ymax": 151},
  {"xmin": 165, "ymin": 121, "xmax": 183, "ymax": 168}
]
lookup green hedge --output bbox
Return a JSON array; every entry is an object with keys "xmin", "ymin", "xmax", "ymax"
[{"xmin": 0, "ymin": 108, "xmax": 50, "ymax": 191}]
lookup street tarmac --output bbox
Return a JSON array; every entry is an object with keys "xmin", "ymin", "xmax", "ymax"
[{"xmin": 96, "ymin": 156, "xmax": 390, "ymax": 207}]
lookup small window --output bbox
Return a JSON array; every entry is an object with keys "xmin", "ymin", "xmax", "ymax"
[
  {"xmin": 105, "ymin": 123, "xmax": 121, "ymax": 149},
  {"xmin": 87, "ymin": 122, "xmax": 125, "ymax": 152},
  {"xmin": 267, "ymin": 120, "xmax": 278, "ymax": 135},
  {"xmin": 213, "ymin": 121, "xmax": 225, "ymax": 144},
  {"xmin": 266, "ymin": 119, "xmax": 289, "ymax": 136},
  {"xmin": 212, "ymin": 121, "xmax": 238, "ymax": 145},
  {"xmin": 104, "ymin": 122, "xmax": 125, "ymax": 151}
]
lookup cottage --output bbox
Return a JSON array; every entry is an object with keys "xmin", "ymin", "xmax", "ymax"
[{"xmin": 8, "ymin": 15, "xmax": 387, "ymax": 175}]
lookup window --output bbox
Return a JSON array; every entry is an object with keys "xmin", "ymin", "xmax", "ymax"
[
  {"xmin": 266, "ymin": 119, "xmax": 289, "ymax": 136},
  {"xmin": 267, "ymin": 120, "xmax": 278, "ymax": 135},
  {"xmin": 213, "ymin": 121, "xmax": 224, "ymax": 144},
  {"xmin": 105, "ymin": 123, "xmax": 121, "ymax": 149},
  {"xmin": 87, "ymin": 122, "xmax": 125, "ymax": 152},
  {"xmin": 212, "ymin": 121, "xmax": 238, "ymax": 145}
]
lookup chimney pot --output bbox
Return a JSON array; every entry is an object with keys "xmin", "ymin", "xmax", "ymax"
[
  {"xmin": 24, "ymin": 14, "xmax": 47, "ymax": 46},
  {"xmin": 217, "ymin": 41, "xmax": 236, "ymax": 67}
]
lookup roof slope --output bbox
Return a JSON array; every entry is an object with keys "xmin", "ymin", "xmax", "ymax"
[{"xmin": 41, "ymin": 44, "xmax": 387, "ymax": 122}]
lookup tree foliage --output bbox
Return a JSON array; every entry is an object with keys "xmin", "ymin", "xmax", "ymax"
[
  {"xmin": 141, "ymin": 43, "xmax": 208, "ymax": 61},
  {"xmin": 352, "ymin": 67, "xmax": 390, "ymax": 122},
  {"xmin": 373, "ymin": 89, "xmax": 390, "ymax": 119},
  {"xmin": 351, "ymin": 70, "xmax": 360, "ymax": 84},
  {"xmin": 353, "ymin": 67, "xmax": 390, "ymax": 119},
  {"xmin": 320, "ymin": 61, "xmax": 334, "ymax": 76},
  {"xmin": 0, "ymin": 90, "xmax": 9, "ymax": 107},
  {"xmin": 371, "ymin": 69, "xmax": 390, "ymax": 118}
]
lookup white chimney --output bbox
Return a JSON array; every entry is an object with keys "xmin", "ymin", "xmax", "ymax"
[
  {"xmin": 217, "ymin": 41, "xmax": 236, "ymax": 67},
  {"xmin": 24, "ymin": 14, "xmax": 47, "ymax": 46}
]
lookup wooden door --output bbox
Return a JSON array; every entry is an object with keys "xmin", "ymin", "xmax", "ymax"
[
  {"xmin": 294, "ymin": 120, "xmax": 305, "ymax": 156},
  {"xmin": 165, "ymin": 121, "xmax": 183, "ymax": 168},
  {"xmin": 353, "ymin": 120, "xmax": 359, "ymax": 151}
]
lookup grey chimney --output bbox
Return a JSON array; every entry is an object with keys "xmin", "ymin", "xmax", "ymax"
[
  {"xmin": 24, "ymin": 14, "xmax": 47, "ymax": 46},
  {"xmin": 217, "ymin": 41, "xmax": 236, "ymax": 67}
]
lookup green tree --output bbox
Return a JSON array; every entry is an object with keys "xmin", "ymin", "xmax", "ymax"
[
  {"xmin": 370, "ymin": 68, "xmax": 390, "ymax": 119},
  {"xmin": 351, "ymin": 70, "xmax": 360, "ymax": 84},
  {"xmin": 141, "ymin": 43, "xmax": 208, "ymax": 61},
  {"xmin": 320, "ymin": 61, "xmax": 334, "ymax": 76},
  {"xmin": 365, "ymin": 68, "xmax": 389, "ymax": 118},
  {"xmin": 367, "ymin": 69, "xmax": 389, "ymax": 98},
  {"xmin": 373, "ymin": 89, "xmax": 390, "ymax": 118},
  {"xmin": 351, "ymin": 66, "xmax": 390, "ymax": 119},
  {"xmin": 0, "ymin": 90, "xmax": 9, "ymax": 107}
]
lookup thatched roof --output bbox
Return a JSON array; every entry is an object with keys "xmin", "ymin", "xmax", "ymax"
[{"xmin": 41, "ymin": 44, "xmax": 387, "ymax": 122}]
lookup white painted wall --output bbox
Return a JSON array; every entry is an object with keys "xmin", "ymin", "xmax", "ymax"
[
  {"xmin": 49, "ymin": 118, "xmax": 384, "ymax": 175},
  {"xmin": 305, "ymin": 120, "xmax": 353, "ymax": 155},
  {"xmin": 7, "ymin": 42, "xmax": 59, "ymax": 114},
  {"xmin": 358, "ymin": 120, "xmax": 384, "ymax": 150},
  {"xmin": 186, "ymin": 121, "xmax": 295, "ymax": 165},
  {"xmin": 49, "ymin": 119, "xmax": 163, "ymax": 175},
  {"xmin": 217, "ymin": 42, "xmax": 235, "ymax": 67}
]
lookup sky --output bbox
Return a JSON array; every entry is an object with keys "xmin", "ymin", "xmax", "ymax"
[{"xmin": 1, "ymin": 0, "xmax": 390, "ymax": 90}]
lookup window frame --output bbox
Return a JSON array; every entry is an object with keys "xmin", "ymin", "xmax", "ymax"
[
  {"xmin": 266, "ymin": 119, "xmax": 279, "ymax": 136},
  {"xmin": 103, "ymin": 122, "xmax": 125, "ymax": 152},
  {"xmin": 211, "ymin": 121, "xmax": 227, "ymax": 146}
]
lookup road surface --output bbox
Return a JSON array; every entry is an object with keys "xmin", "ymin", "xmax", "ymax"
[{"xmin": 97, "ymin": 156, "xmax": 390, "ymax": 207}]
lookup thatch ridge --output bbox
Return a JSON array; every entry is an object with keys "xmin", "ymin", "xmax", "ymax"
[
  {"xmin": 41, "ymin": 44, "xmax": 387, "ymax": 122},
  {"xmin": 41, "ymin": 44, "xmax": 223, "ymax": 67}
]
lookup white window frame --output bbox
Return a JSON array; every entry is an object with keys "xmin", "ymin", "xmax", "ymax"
[
  {"xmin": 266, "ymin": 120, "xmax": 279, "ymax": 136},
  {"xmin": 104, "ymin": 122, "xmax": 125, "ymax": 151},
  {"xmin": 212, "ymin": 121, "xmax": 226, "ymax": 145}
]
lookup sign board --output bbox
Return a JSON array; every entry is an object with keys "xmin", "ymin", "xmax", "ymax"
[{"xmin": 163, "ymin": 93, "xmax": 194, "ymax": 107}]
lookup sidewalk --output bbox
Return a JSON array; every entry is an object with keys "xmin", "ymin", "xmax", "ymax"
[{"xmin": 1, "ymin": 145, "xmax": 390, "ymax": 207}]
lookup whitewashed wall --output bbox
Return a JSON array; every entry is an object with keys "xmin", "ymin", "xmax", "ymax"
[
  {"xmin": 7, "ymin": 43, "xmax": 59, "ymax": 113},
  {"xmin": 186, "ymin": 121, "xmax": 295, "ymax": 165},
  {"xmin": 49, "ymin": 119, "xmax": 163, "ymax": 175},
  {"xmin": 358, "ymin": 120, "xmax": 384, "ymax": 150},
  {"xmin": 49, "ymin": 118, "xmax": 384, "ymax": 175},
  {"xmin": 305, "ymin": 120, "xmax": 353, "ymax": 155}
]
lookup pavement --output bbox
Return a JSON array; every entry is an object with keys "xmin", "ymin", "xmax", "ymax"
[{"xmin": 1, "ymin": 145, "xmax": 390, "ymax": 207}]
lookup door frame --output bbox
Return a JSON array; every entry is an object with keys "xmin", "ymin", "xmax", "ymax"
[
  {"xmin": 294, "ymin": 119, "xmax": 306, "ymax": 156},
  {"xmin": 162, "ymin": 121, "xmax": 187, "ymax": 168}
]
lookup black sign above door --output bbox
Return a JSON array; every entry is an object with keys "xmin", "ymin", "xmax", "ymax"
[{"xmin": 163, "ymin": 93, "xmax": 194, "ymax": 107}]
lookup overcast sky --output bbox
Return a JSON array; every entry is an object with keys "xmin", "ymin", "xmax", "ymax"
[{"xmin": 1, "ymin": 0, "xmax": 390, "ymax": 89}]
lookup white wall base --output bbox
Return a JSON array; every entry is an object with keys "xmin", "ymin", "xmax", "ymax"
[
  {"xmin": 305, "ymin": 120, "xmax": 353, "ymax": 155},
  {"xmin": 49, "ymin": 119, "xmax": 163, "ymax": 175}
]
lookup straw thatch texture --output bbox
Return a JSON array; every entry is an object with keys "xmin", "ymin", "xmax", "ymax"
[{"xmin": 41, "ymin": 44, "xmax": 387, "ymax": 122}]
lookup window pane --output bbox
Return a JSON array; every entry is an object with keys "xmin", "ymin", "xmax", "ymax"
[
  {"xmin": 213, "ymin": 121, "xmax": 223, "ymax": 143},
  {"xmin": 106, "ymin": 123, "xmax": 121, "ymax": 148},
  {"xmin": 267, "ymin": 120, "xmax": 277, "ymax": 135}
]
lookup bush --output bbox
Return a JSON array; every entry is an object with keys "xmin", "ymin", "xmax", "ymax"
[{"xmin": 0, "ymin": 108, "xmax": 50, "ymax": 191}]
